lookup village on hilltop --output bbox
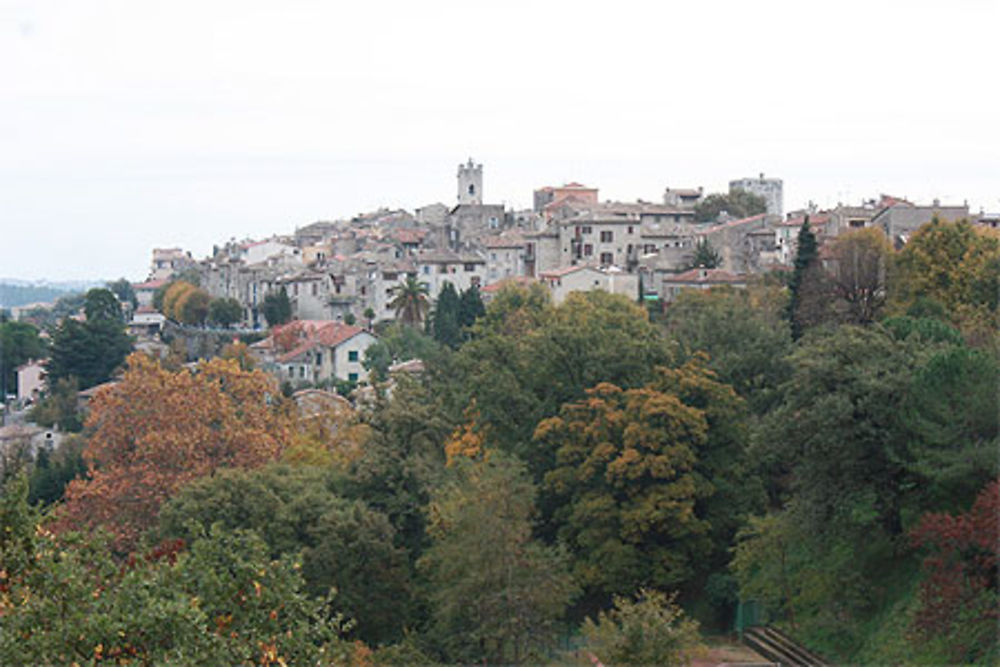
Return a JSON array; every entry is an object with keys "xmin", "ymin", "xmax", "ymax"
[{"xmin": 117, "ymin": 159, "xmax": 987, "ymax": 390}]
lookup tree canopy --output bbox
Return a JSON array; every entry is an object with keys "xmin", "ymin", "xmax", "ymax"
[
  {"xmin": 261, "ymin": 288, "xmax": 293, "ymax": 327},
  {"xmin": 55, "ymin": 353, "xmax": 291, "ymax": 551},
  {"xmin": 46, "ymin": 315, "xmax": 131, "ymax": 390},
  {"xmin": 694, "ymin": 190, "xmax": 767, "ymax": 223},
  {"xmin": 388, "ymin": 276, "xmax": 430, "ymax": 326}
]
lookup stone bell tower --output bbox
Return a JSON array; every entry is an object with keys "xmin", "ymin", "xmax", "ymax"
[{"xmin": 457, "ymin": 157, "xmax": 483, "ymax": 206}]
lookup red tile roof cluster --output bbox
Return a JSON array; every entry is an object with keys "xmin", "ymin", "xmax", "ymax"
[{"xmin": 390, "ymin": 228, "xmax": 427, "ymax": 244}]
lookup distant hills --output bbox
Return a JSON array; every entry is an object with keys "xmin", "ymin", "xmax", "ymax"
[{"xmin": 0, "ymin": 279, "xmax": 104, "ymax": 309}]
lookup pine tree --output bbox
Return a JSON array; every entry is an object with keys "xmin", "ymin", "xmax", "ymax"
[{"xmin": 690, "ymin": 238, "xmax": 722, "ymax": 269}]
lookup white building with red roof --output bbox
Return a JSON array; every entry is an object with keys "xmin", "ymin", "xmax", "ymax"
[
  {"xmin": 538, "ymin": 265, "xmax": 638, "ymax": 305},
  {"xmin": 252, "ymin": 320, "xmax": 377, "ymax": 387}
]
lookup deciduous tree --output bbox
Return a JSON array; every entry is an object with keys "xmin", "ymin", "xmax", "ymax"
[
  {"xmin": 694, "ymin": 191, "xmax": 767, "ymax": 223},
  {"xmin": 55, "ymin": 353, "xmax": 291, "ymax": 551},
  {"xmin": 580, "ymin": 588, "xmax": 702, "ymax": 666},
  {"xmin": 261, "ymin": 287, "xmax": 293, "ymax": 327},
  {"xmin": 891, "ymin": 218, "xmax": 1000, "ymax": 334},
  {"xmin": 537, "ymin": 381, "xmax": 712, "ymax": 605},
  {"xmin": 909, "ymin": 479, "xmax": 999, "ymax": 664},
  {"xmin": 0, "ymin": 320, "xmax": 46, "ymax": 395},
  {"xmin": 208, "ymin": 297, "xmax": 243, "ymax": 328},
  {"xmin": 159, "ymin": 465, "xmax": 412, "ymax": 645},
  {"xmin": 419, "ymin": 454, "xmax": 577, "ymax": 664},
  {"xmin": 665, "ymin": 284, "xmax": 791, "ymax": 414},
  {"xmin": 826, "ymin": 227, "xmax": 893, "ymax": 325}
]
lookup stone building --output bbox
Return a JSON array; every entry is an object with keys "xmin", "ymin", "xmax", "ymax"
[
  {"xmin": 534, "ymin": 182, "xmax": 600, "ymax": 214},
  {"xmin": 483, "ymin": 231, "xmax": 527, "ymax": 284},
  {"xmin": 662, "ymin": 186, "xmax": 704, "ymax": 208},
  {"xmin": 869, "ymin": 198, "xmax": 969, "ymax": 247},
  {"xmin": 149, "ymin": 248, "xmax": 194, "ymax": 281},
  {"xmin": 730, "ymin": 173, "xmax": 784, "ymax": 218},
  {"xmin": 446, "ymin": 158, "xmax": 507, "ymax": 248}
]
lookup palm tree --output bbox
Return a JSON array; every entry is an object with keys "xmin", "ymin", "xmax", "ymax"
[{"xmin": 388, "ymin": 276, "xmax": 430, "ymax": 326}]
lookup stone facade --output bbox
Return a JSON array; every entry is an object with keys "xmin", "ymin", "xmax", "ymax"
[{"xmin": 730, "ymin": 174, "xmax": 784, "ymax": 218}]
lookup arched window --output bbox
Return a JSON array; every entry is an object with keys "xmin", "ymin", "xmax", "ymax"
[{"xmin": 468, "ymin": 184, "xmax": 475, "ymax": 196}]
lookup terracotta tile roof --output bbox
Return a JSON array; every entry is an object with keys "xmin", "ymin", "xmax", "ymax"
[
  {"xmin": 390, "ymin": 228, "xmax": 427, "ymax": 244},
  {"xmin": 134, "ymin": 279, "xmax": 168, "ymax": 290},
  {"xmin": 276, "ymin": 321, "xmax": 366, "ymax": 363},
  {"xmin": 662, "ymin": 268, "xmax": 746, "ymax": 284},
  {"xmin": 482, "ymin": 276, "xmax": 538, "ymax": 293},
  {"xmin": 700, "ymin": 213, "xmax": 768, "ymax": 233},
  {"xmin": 483, "ymin": 231, "xmax": 526, "ymax": 248},
  {"xmin": 780, "ymin": 214, "xmax": 831, "ymax": 227},
  {"xmin": 539, "ymin": 265, "xmax": 598, "ymax": 279}
]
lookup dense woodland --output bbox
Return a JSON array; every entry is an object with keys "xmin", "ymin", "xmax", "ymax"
[{"xmin": 1, "ymin": 219, "xmax": 997, "ymax": 664}]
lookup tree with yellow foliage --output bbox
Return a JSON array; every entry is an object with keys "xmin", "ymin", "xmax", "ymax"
[{"xmin": 891, "ymin": 219, "xmax": 1000, "ymax": 331}]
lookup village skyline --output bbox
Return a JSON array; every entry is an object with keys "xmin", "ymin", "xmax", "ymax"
[
  {"xmin": 3, "ymin": 1, "xmax": 997, "ymax": 281},
  {"xmin": 4, "ymin": 157, "xmax": 995, "ymax": 282}
]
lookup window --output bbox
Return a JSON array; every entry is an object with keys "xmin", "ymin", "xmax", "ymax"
[
  {"xmin": 627, "ymin": 226, "xmax": 634, "ymax": 234},
  {"xmin": 464, "ymin": 263, "xmax": 476, "ymax": 272},
  {"xmin": 583, "ymin": 243, "xmax": 593, "ymax": 256},
  {"xmin": 311, "ymin": 283, "xmax": 317, "ymax": 296},
  {"xmin": 348, "ymin": 372, "xmax": 359, "ymax": 383},
  {"xmin": 489, "ymin": 217, "xmax": 499, "ymax": 229},
  {"xmin": 600, "ymin": 252, "xmax": 613, "ymax": 266},
  {"xmin": 315, "ymin": 352, "xmax": 322, "ymax": 366},
  {"xmin": 600, "ymin": 231, "xmax": 613, "ymax": 243},
  {"xmin": 300, "ymin": 365, "xmax": 306, "ymax": 378},
  {"xmin": 423, "ymin": 265, "xmax": 430, "ymax": 275},
  {"xmin": 468, "ymin": 184, "xmax": 475, "ymax": 196},
  {"xmin": 348, "ymin": 350, "xmax": 359, "ymax": 362},
  {"xmin": 581, "ymin": 225, "xmax": 593, "ymax": 235}
]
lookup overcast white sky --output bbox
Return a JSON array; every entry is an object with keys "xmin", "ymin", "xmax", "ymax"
[{"xmin": 1, "ymin": 0, "xmax": 997, "ymax": 281}]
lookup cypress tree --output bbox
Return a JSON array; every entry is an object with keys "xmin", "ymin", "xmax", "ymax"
[
  {"xmin": 458, "ymin": 285, "xmax": 486, "ymax": 332},
  {"xmin": 432, "ymin": 282, "xmax": 462, "ymax": 349},
  {"xmin": 786, "ymin": 216, "xmax": 818, "ymax": 339}
]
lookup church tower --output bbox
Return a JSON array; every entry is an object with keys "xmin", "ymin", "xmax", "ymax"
[{"xmin": 457, "ymin": 158, "xmax": 483, "ymax": 206}]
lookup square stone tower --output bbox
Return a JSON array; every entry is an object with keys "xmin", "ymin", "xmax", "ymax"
[
  {"xmin": 729, "ymin": 173, "xmax": 783, "ymax": 218},
  {"xmin": 457, "ymin": 158, "xmax": 483, "ymax": 206}
]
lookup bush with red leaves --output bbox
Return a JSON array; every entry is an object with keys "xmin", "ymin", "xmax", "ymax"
[{"xmin": 910, "ymin": 479, "xmax": 999, "ymax": 662}]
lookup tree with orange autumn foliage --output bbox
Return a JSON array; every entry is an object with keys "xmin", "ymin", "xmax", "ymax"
[
  {"xmin": 443, "ymin": 400, "xmax": 488, "ymax": 466},
  {"xmin": 55, "ymin": 353, "xmax": 292, "ymax": 552}
]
